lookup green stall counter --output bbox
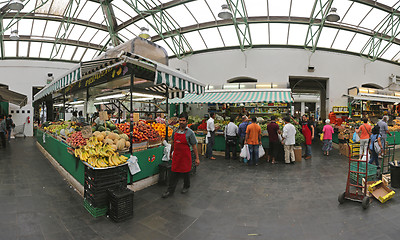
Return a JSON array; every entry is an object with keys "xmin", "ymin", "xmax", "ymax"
[
  {"xmin": 386, "ymin": 131, "xmax": 400, "ymax": 145},
  {"xmin": 211, "ymin": 133, "xmax": 269, "ymax": 151},
  {"xmin": 36, "ymin": 129, "xmax": 165, "ymax": 186},
  {"xmin": 332, "ymin": 132, "xmax": 339, "ymax": 144}
]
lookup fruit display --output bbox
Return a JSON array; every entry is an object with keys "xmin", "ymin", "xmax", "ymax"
[
  {"xmin": 93, "ymin": 131, "xmax": 131, "ymax": 151},
  {"xmin": 44, "ymin": 123, "xmax": 69, "ymax": 134},
  {"xmin": 150, "ymin": 122, "xmax": 173, "ymax": 138},
  {"xmin": 116, "ymin": 123, "xmax": 130, "ymax": 135},
  {"xmin": 66, "ymin": 131, "xmax": 87, "ymax": 148},
  {"xmin": 133, "ymin": 122, "xmax": 161, "ymax": 142},
  {"xmin": 93, "ymin": 121, "xmax": 119, "ymax": 133},
  {"xmin": 74, "ymin": 137, "xmax": 128, "ymax": 168}
]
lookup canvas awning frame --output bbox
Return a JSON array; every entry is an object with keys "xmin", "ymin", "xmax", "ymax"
[{"xmin": 0, "ymin": 88, "xmax": 28, "ymax": 107}]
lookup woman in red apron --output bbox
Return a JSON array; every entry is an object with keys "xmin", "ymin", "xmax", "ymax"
[
  {"xmin": 162, "ymin": 113, "xmax": 200, "ymax": 198},
  {"xmin": 300, "ymin": 115, "xmax": 314, "ymax": 159}
]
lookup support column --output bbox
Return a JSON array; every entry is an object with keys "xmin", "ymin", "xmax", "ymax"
[{"xmin": 301, "ymin": 102, "xmax": 305, "ymax": 116}]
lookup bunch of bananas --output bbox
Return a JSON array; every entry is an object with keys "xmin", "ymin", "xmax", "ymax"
[{"xmin": 74, "ymin": 136, "xmax": 128, "ymax": 168}]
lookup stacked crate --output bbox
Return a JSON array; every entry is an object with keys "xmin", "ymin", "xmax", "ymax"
[
  {"xmin": 108, "ymin": 188, "xmax": 134, "ymax": 222},
  {"xmin": 350, "ymin": 162, "xmax": 378, "ymax": 185},
  {"xmin": 83, "ymin": 165, "xmax": 127, "ymax": 216}
]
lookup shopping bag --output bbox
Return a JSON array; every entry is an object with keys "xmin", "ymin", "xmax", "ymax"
[
  {"xmin": 278, "ymin": 133, "xmax": 283, "ymax": 142},
  {"xmin": 259, "ymin": 145, "xmax": 265, "ymax": 158},
  {"xmin": 352, "ymin": 132, "xmax": 360, "ymax": 142},
  {"xmin": 162, "ymin": 140, "xmax": 171, "ymax": 161},
  {"xmin": 320, "ymin": 133, "xmax": 324, "ymax": 141},
  {"xmin": 240, "ymin": 145, "xmax": 248, "ymax": 158},
  {"xmin": 374, "ymin": 140, "xmax": 381, "ymax": 154},
  {"xmin": 127, "ymin": 155, "xmax": 141, "ymax": 175}
]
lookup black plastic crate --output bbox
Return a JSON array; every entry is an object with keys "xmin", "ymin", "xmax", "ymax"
[
  {"xmin": 84, "ymin": 180, "xmax": 126, "ymax": 193},
  {"xmin": 158, "ymin": 162, "xmax": 171, "ymax": 185},
  {"xmin": 84, "ymin": 175, "xmax": 127, "ymax": 188},
  {"xmin": 107, "ymin": 188, "xmax": 134, "ymax": 222},
  {"xmin": 84, "ymin": 166, "xmax": 127, "ymax": 180}
]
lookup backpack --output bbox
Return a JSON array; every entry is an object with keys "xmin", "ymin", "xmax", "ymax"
[
  {"xmin": 370, "ymin": 134, "xmax": 381, "ymax": 154},
  {"xmin": 6, "ymin": 118, "xmax": 12, "ymax": 130}
]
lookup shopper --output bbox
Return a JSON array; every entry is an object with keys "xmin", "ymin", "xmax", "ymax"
[
  {"xmin": 281, "ymin": 116, "xmax": 296, "ymax": 164},
  {"xmin": 377, "ymin": 116, "xmax": 391, "ymax": 157},
  {"xmin": 0, "ymin": 115, "xmax": 7, "ymax": 148},
  {"xmin": 322, "ymin": 119, "xmax": 334, "ymax": 156},
  {"xmin": 6, "ymin": 115, "xmax": 14, "ymax": 141},
  {"xmin": 71, "ymin": 111, "xmax": 78, "ymax": 122},
  {"xmin": 162, "ymin": 112, "xmax": 200, "ymax": 198},
  {"xmin": 224, "ymin": 116, "xmax": 238, "ymax": 160},
  {"xmin": 355, "ymin": 118, "xmax": 371, "ymax": 160},
  {"xmin": 293, "ymin": 115, "xmax": 314, "ymax": 159},
  {"xmin": 238, "ymin": 115, "xmax": 250, "ymax": 162},
  {"xmin": 245, "ymin": 116, "xmax": 261, "ymax": 166},
  {"xmin": 369, "ymin": 125, "xmax": 383, "ymax": 168},
  {"xmin": 267, "ymin": 115, "xmax": 280, "ymax": 164},
  {"xmin": 78, "ymin": 111, "xmax": 85, "ymax": 124},
  {"xmin": 206, "ymin": 112, "xmax": 216, "ymax": 160}
]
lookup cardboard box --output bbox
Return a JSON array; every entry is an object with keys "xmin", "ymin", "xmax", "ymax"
[
  {"xmin": 368, "ymin": 180, "xmax": 395, "ymax": 203},
  {"xmin": 294, "ymin": 146, "xmax": 302, "ymax": 162}
]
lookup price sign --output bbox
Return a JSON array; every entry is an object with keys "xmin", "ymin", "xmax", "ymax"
[
  {"xmin": 99, "ymin": 111, "xmax": 109, "ymax": 121},
  {"xmin": 132, "ymin": 113, "xmax": 139, "ymax": 122},
  {"xmin": 81, "ymin": 126, "xmax": 93, "ymax": 139}
]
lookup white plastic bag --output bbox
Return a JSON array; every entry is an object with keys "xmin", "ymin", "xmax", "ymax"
[
  {"xmin": 240, "ymin": 144, "xmax": 249, "ymax": 158},
  {"xmin": 127, "ymin": 155, "xmax": 141, "ymax": 175},
  {"xmin": 162, "ymin": 140, "xmax": 171, "ymax": 162},
  {"xmin": 259, "ymin": 145, "xmax": 265, "ymax": 158}
]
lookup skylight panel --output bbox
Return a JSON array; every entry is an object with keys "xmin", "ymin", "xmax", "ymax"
[
  {"xmin": 40, "ymin": 43, "xmax": 57, "ymax": 58},
  {"xmin": 381, "ymin": 43, "xmax": 400, "ymax": 60},
  {"xmin": 269, "ymin": 23, "xmax": 289, "ymax": 44},
  {"xmin": 249, "ymin": 23, "xmax": 269, "ymax": 44},
  {"xmin": 17, "ymin": 19, "xmax": 33, "ymax": 36},
  {"xmin": 288, "ymin": 24, "xmax": 308, "ymax": 45},
  {"xmin": 153, "ymin": 39, "xmax": 174, "ymax": 56},
  {"xmin": 246, "ymin": 0, "xmax": 268, "ymax": 17},
  {"xmin": 118, "ymin": 28, "xmax": 136, "ymax": 41},
  {"xmin": 219, "ymin": 25, "xmax": 240, "ymax": 47},
  {"xmin": 81, "ymin": 49, "xmax": 98, "ymax": 61},
  {"xmin": 18, "ymin": 41, "xmax": 29, "ymax": 57},
  {"xmin": 79, "ymin": 28, "xmax": 99, "ymax": 43},
  {"xmin": 72, "ymin": 47, "xmax": 87, "ymax": 61},
  {"xmin": 76, "ymin": 1, "xmax": 98, "ymax": 21},
  {"xmin": 358, "ymin": 8, "xmax": 389, "ymax": 31},
  {"xmin": 65, "ymin": 25, "xmax": 86, "ymax": 41},
  {"xmin": 90, "ymin": 30, "xmax": 109, "ymax": 45},
  {"xmin": 4, "ymin": 41, "xmax": 16, "ymax": 57},
  {"xmin": 268, "ymin": 0, "xmax": 290, "ymax": 16},
  {"xmin": 182, "ymin": 31, "xmax": 207, "ymax": 51},
  {"xmin": 316, "ymin": 27, "xmax": 337, "ymax": 48},
  {"xmin": 331, "ymin": 29, "xmax": 357, "ymax": 50},
  {"xmin": 290, "ymin": 0, "xmax": 314, "ymax": 18},
  {"xmin": 186, "ymin": 0, "xmax": 215, "ymax": 24},
  {"xmin": 29, "ymin": 42, "xmax": 42, "ymax": 58},
  {"xmin": 341, "ymin": 3, "xmax": 373, "ymax": 27},
  {"xmin": 164, "ymin": 5, "xmax": 196, "ymax": 28},
  {"xmin": 199, "ymin": 28, "xmax": 224, "ymax": 49},
  {"xmin": 31, "ymin": 20, "xmax": 47, "ymax": 37},
  {"xmin": 346, "ymin": 33, "xmax": 370, "ymax": 53},
  {"xmin": 61, "ymin": 45, "xmax": 76, "ymax": 60},
  {"xmin": 91, "ymin": 7, "xmax": 106, "ymax": 24},
  {"xmin": 111, "ymin": 4, "xmax": 133, "ymax": 23},
  {"xmin": 43, "ymin": 21, "xmax": 61, "ymax": 38}
]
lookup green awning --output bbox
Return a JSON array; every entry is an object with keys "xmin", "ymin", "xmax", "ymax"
[{"xmin": 167, "ymin": 89, "xmax": 293, "ymax": 104}]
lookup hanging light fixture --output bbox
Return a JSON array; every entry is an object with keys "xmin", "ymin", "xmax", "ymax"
[
  {"xmin": 326, "ymin": 7, "xmax": 340, "ymax": 22},
  {"xmin": 8, "ymin": 0, "xmax": 24, "ymax": 11},
  {"xmin": 138, "ymin": 27, "xmax": 150, "ymax": 39},
  {"xmin": 10, "ymin": 30, "xmax": 19, "ymax": 41},
  {"xmin": 218, "ymin": 4, "xmax": 232, "ymax": 20}
]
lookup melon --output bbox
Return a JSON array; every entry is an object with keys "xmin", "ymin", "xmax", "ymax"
[
  {"xmin": 119, "ymin": 134, "xmax": 129, "ymax": 141},
  {"xmin": 96, "ymin": 134, "xmax": 104, "ymax": 142},
  {"xmin": 116, "ymin": 139, "xmax": 126, "ymax": 150},
  {"xmin": 111, "ymin": 144, "xmax": 118, "ymax": 151},
  {"xmin": 125, "ymin": 141, "xmax": 131, "ymax": 148},
  {"xmin": 104, "ymin": 138, "xmax": 114, "ymax": 145}
]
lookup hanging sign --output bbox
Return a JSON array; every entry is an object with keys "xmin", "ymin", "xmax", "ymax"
[
  {"xmin": 99, "ymin": 111, "xmax": 109, "ymax": 121},
  {"xmin": 132, "ymin": 113, "xmax": 139, "ymax": 122}
]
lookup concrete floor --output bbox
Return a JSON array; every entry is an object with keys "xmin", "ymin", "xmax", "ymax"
[{"xmin": 1, "ymin": 138, "xmax": 400, "ymax": 240}]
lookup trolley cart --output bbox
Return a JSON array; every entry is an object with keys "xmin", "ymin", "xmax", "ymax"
[
  {"xmin": 13, "ymin": 122, "xmax": 26, "ymax": 138},
  {"xmin": 338, "ymin": 143, "xmax": 375, "ymax": 209},
  {"xmin": 380, "ymin": 136, "xmax": 395, "ymax": 180}
]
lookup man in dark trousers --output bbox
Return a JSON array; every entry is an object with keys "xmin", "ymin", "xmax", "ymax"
[
  {"xmin": 267, "ymin": 115, "xmax": 280, "ymax": 164},
  {"xmin": 224, "ymin": 116, "xmax": 238, "ymax": 160},
  {"xmin": 6, "ymin": 115, "xmax": 14, "ymax": 141},
  {"xmin": 0, "ymin": 115, "xmax": 7, "ymax": 148},
  {"xmin": 162, "ymin": 112, "xmax": 200, "ymax": 198}
]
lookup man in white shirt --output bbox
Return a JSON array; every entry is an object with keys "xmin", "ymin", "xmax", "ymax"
[
  {"xmin": 224, "ymin": 116, "xmax": 239, "ymax": 160},
  {"xmin": 282, "ymin": 116, "xmax": 296, "ymax": 164},
  {"xmin": 206, "ymin": 112, "xmax": 216, "ymax": 160}
]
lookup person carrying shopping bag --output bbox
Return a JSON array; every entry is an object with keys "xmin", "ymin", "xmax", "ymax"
[
  {"xmin": 322, "ymin": 119, "xmax": 334, "ymax": 156},
  {"xmin": 355, "ymin": 118, "xmax": 371, "ymax": 160},
  {"xmin": 369, "ymin": 125, "xmax": 383, "ymax": 168}
]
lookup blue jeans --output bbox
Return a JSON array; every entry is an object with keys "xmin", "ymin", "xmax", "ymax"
[
  {"xmin": 7, "ymin": 130, "xmax": 11, "ymax": 141},
  {"xmin": 305, "ymin": 144, "xmax": 312, "ymax": 157},
  {"xmin": 248, "ymin": 144, "xmax": 259, "ymax": 166},
  {"xmin": 369, "ymin": 150, "xmax": 380, "ymax": 167}
]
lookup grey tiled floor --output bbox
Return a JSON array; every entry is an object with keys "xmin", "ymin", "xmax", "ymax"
[{"xmin": 1, "ymin": 138, "xmax": 400, "ymax": 240}]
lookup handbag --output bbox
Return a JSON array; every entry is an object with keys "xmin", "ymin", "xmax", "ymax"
[
  {"xmin": 352, "ymin": 132, "xmax": 360, "ymax": 142},
  {"xmin": 320, "ymin": 133, "xmax": 324, "ymax": 141},
  {"xmin": 240, "ymin": 144, "xmax": 249, "ymax": 158},
  {"xmin": 259, "ymin": 145, "xmax": 265, "ymax": 158},
  {"xmin": 374, "ymin": 139, "xmax": 381, "ymax": 154}
]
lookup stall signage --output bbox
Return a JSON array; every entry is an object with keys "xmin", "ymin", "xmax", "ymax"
[
  {"xmin": 132, "ymin": 113, "xmax": 139, "ymax": 122},
  {"xmin": 65, "ymin": 65, "xmax": 132, "ymax": 94},
  {"xmin": 99, "ymin": 111, "xmax": 109, "ymax": 121}
]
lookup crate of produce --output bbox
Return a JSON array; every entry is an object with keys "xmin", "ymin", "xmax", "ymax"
[
  {"xmin": 83, "ymin": 199, "xmax": 108, "ymax": 218},
  {"xmin": 107, "ymin": 188, "xmax": 134, "ymax": 222},
  {"xmin": 131, "ymin": 141, "xmax": 148, "ymax": 152}
]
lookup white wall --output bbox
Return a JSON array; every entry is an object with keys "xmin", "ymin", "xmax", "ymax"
[
  {"xmin": 170, "ymin": 48, "xmax": 400, "ymax": 116},
  {"xmin": 0, "ymin": 60, "xmax": 76, "ymax": 136}
]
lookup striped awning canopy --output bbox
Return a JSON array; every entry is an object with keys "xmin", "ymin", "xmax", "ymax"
[
  {"xmin": 146, "ymin": 62, "xmax": 205, "ymax": 98},
  {"xmin": 167, "ymin": 89, "xmax": 293, "ymax": 104}
]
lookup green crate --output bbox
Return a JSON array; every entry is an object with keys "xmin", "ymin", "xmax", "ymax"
[
  {"xmin": 350, "ymin": 172, "xmax": 377, "ymax": 185},
  {"xmin": 350, "ymin": 162, "xmax": 377, "ymax": 175},
  {"xmin": 84, "ymin": 199, "xmax": 108, "ymax": 218}
]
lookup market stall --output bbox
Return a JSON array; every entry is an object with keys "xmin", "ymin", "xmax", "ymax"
[
  {"xmin": 33, "ymin": 38, "xmax": 205, "ymax": 199},
  {"xmin": 168, "ymin": 89, "xmax": 293, "ymax": 151}
]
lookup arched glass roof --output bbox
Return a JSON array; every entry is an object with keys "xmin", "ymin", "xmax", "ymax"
[{"xmin": 2, "ymin": 0, "xmax": 400, "ymax": 63}]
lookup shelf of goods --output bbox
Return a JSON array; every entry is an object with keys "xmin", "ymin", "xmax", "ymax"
[
  {"xmin": 208, "ymin": 102, "xmax": 290, "ymax": 117},
  {"xmin": 35, "ymin": 128, "xmax": 165, "ymax": 185},
  {"xmin": 350, "ymin": 101, "xmax": 392, "ymax": 118}
]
